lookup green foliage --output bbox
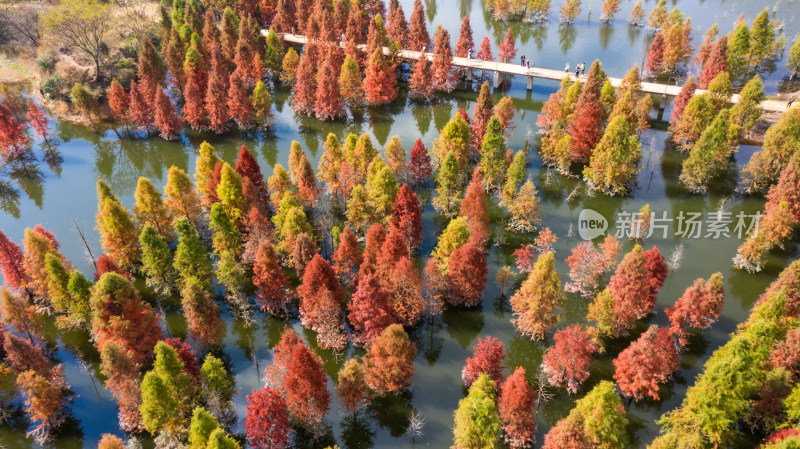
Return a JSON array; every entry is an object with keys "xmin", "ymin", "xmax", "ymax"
[
  {"xmin": 44, "ymin": 252, "xmax": 71, "ymax": 313},
  {"xmin": 584, "ymin": 115, "xmax": 641, "ymax": 196},
  {"xmin": 201, "ymin": 355, "xmax": 235, "ymax": 402},
  {"xmin": 434, "ymin": 152, "xmax": 463, "ymax": 216},
  {"xmin": 434, "ymin": 113, "xmax": 471, "ymax": 167},
  {"xmin": 741, "ymin": 107, "xmax": 800, "ymax": 193},
  {"xmin": 189, "ymin": 407, "xmax": 219, "ymax": 449},
  {"xmin": 141, "ymin": 341, "xmax": 194, "ymax": 434},
  {"xmin": 452, "ymin": 373, "xmax": 501, "ymax": 449},
  {"xmin": 433, "ymin": 216, "xmax": 470, "ymax": 270},
  {"xmin": 272, "ymin": 191, "xmax": 312, "ymax": 252},
  {"xmin": 571, "ymin": 381, "xmax": 628, "ymax": 448},
  {"xmin": 479, "ymin": 117, "xmax": 508, "ymax": 191},
  {"xmin": 216, "ymin": 163, "xmax": 245, "ymax": 225},
  {"xmin": 173, "ymin": 218, "xmax": 213, "ymax": 288},
  {"xmin": 207, "ymin": 428, "xmax": 240, "ymax": 449},
  {"xmin": 727, "ymin": 22, "xmax": 751, "ymax": 81},
  {"xmin": 365, "ymin": 161, "xmax": 398, "ymax": 224},
  {"xmin": 501, "ymin": 151, "xmax": 526, "ymax": 206},
  {"xmin": 139, "ymin": 225, "xmax": 175, "ymax": 294},
  {"xmin": 729, "ymin": 75, "xmax": 764, "ymax": 137},
  {"xmin": 680, "ymin": 109, "xmax": 738, "ymax": 193}
]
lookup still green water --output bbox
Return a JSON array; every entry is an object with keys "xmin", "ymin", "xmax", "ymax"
[{"xmin": 1, "ymin": 0, "xmax": 799, "ymax": 447}]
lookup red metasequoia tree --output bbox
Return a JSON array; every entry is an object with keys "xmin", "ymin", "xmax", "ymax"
[
  {"xmin": 314, "ymin": 59, "xmax": 345, "ymax": 120},
  {"xmin": 297, "ymin": 254, "xmax": 343, "ymax": 332},
  {"xmin": 770, "ymin": 327, "xmax": 800, "ymax": 378},
  {"xmin": 246, "ymin": 386, "xmax": 292, "ymax": 449},
  {"xmin": 606, "ymin": 245, "xmax": 652, "ymax": 334},
  {"xmin": 377, "ymin": 226, "xmax": 409, "ymax": 280},
  {"xmin": 698, "ymin": 36, "xmax": 728, "ymax": 89},
  {"xmin": 391, "ymin": 184, "xmax": 423, "ymax": 252},
  {"xmin": 91, "ymin": 272, "xmax": 162, "ymax": 365},
  {"xmin": 333, "ymin": 226, "xmax": 362, "ymax": 284},
  {"xmin": 363, "ymin": 324, "xmax": 416, "ymax": 394},
  {"xmin": 643, "ymin": 246, "xmax": 668, "ymax": 306},
  {"xmin": 564, "ymin": 237, "xmax": 620, "ymax": 298},
  {"xmin": 154, "ymin": 88, "xmax": 181, "ymax": 140},
  {"xmin": 408, "ymin": 56, "xmax": 433, "ymax": 100},
  {"xmin": 567, "ymin": 61, "xmax": 605, "ymax": 164},
  {"xmin": 205, "ymin": 49, "xmax": 231, "ymax": 134},
  {"xmin": 471, "ymin": 82, "xmax": 494, "ymax": 151},
  {"xmin": 388, "ymin": 256, "xmax": 424, "ymax": 327},
  {"xmin": 498, "ymin": 367, "xmax": 537, "ymax": 449},
  {"xmin": 182, "ymin": 51, "xmax": 208, "ymax": 130},
  {"xmin": 497, "ymin": 28, "xmax": 517, "ymax": 63},
  {"xmin": 94, "ymin": 253, "xmax": 129, "ymax": 281},
  {"xmin": 431, "ymin": 26, "xmax": 455, "ymax": 92},
  {"xmin": 235, "ymin": 145, "xmax": 270, "ymax": 214},
  {"xmin": 408, "ymin": 139, "xmax": 432, "ymax": 185},
  {"xmin": 283, "ymin": 343, "xmax": 330, "ymax": 428},
  {"xmin": 461, "ymin": 335, "xmax": 506, "ymax": 387},
  {"xmin": 460, "ymin": 169, "xmax": 490, "ymax": 248},
  {"xmin": 26, "ymin": 100, "xmax": 50, "ymax": 143},
  {"xmin": 228, "ymin": 73, "xmax": 254, "ymax": 129},
  {"xmin": 253, "ymin": 241, "xmax": 292, "ymax": 316},
  {"xmin": 0, "ymin": 230, "xmax": 31, "ymax": 294},
  {"xmin": 665, "ymin": 272, "xmax": 725, "ymax": 344},
  {"xmin": 447, "ymin": 242, "xmax": 488, "ymax": 307},
  {"xmin": 362, "ymin": 223, "xmax": 387, "ymax": 266},
  {"xmin": 613, "ymin": 325, "xmax": 679, "ymax": 401},
  {"xmin": 127, "ymin": 81, "xmax": 153, "ymax": 132},
  {"xmin": 645, "ymin": 32, "xmax": 666, "ymax": 75},
  {"xmin": 387, "ymin": 0, "xmax": 408, "ymax": 45},
  {"xmin": 292, "ymin": 51, "xmax": 318, "ymax": 115},
  {"xmin": 3, "ymin": 332, "xmax": 48, "ymax": 374},
  {"xmin": 164, "ymin": 337, "xmax": 200, "ymax": 379},
  {"xmin": 477, "ymin": 36, "xmax": 493, "ymax": 61},
  {"xmin": 264, "ymin": 328, "xmax": 302, "ymax": 393},
  {"xmin": 541, "ymin": 324, "xmax": 598, "ymax": 394},
  {"xmin": 669, "ymin": 76, "xmax": 696, "ymax": 128},
  {"xmin": 363, "ymin": 48, "xmax": 397, "ymax": 106},
  {"xmin": 455, "ymin": 16, "xmax": 474, "ymax": 58},
  {"xmin": 107, "ymin": 79, "xmax": 130, "ymax": 124},
  {"xmin": 348, "ymin": 271, "xmax": 396, "ymax": 343},
  {"xmin": 407, "ymin": 0, "xmax": 430, "ymax": 51}
]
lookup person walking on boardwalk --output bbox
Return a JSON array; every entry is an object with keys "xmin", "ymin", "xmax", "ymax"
[
  {"xmin": 521, "ymin": 54, "xmax": 526, "ymax": 66},
  {"xmin": 565, "ymin": 62, "xmax": 570, "ymax": 73},
  {"xmin": 788, "ymin": 96, "xmax": 795, "ymax": 109},
  {"xmin": 575, "ymin": 64, "xmax": 580, "ymax": 77},
  {"xmin": 581, "ymin": 62, "xmax": 586, "ymax": 75}
]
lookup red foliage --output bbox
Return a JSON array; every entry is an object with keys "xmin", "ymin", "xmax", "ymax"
[
  {"xmin": 264, "ymin": 328, "xmax": 303, "ymax": 392},
  {"xmin": 498, "ymin": 367, "xmax": 536, "ymax": 449},
  {"xmin": 541, "ymin": 325, "xmax": 597, "ymax": 394},
  {"xmin": 363, "ymin": 324, "xmax": 416, "ymax": 394},
  {"xmin": 333, "ymin": 226, "xmax": 362, "ymax": 283},
  {"xmin": 446, "ymin": 242, "xmax": 488, "ymax": 307},
  {"xmin": 377, "ymin": 226, "xmax": 409, "ymax": 281},
  {"xmin": 613, "ymin": 326, "xmax": 678, "ymax": 400},
  {"xmin": 388, "ymin": 256, "xmax": 423, "ymax": 327},
  {"xmin": 455, "ymin": 16, "xmax": 474, "ymax": 58},
  {"xmin": 645, "ymin": 32, "xmax": 666, "ymax": 75},
  {"xmin": 0, "ymin": 101, "xmax": 29, "ymax": 160},
  {"xmin": 183, "ymin": 65, "xmax": 207, "ymax": 130},
  {"xmin": 542, "ymin": 416, "xmax": 590, "ymax": 449},
  {"xmin": 461, "ymin": 335, "xmax": 506, "ymax": 387},
  {"xmin": 408, "ymin": 139, "xmax": 432, "ymax": 185},
  {"xmin": 297, "ymin": 254, "xmax": 343, "ymax": 330},
  {"xmin": 564, "ymin": 238, "xmax": 619, "ymax": 298},
  {"xmin": 271, "ymin": 0, "xmax": 296, "ymax": 32},
  {"xmin": 407, "ymin": 0, "xmax": 430, "ymax": 51},
  {"xmin": 128, "ymin": 81, "xmax": 153, "ymax": 131},
  {"xmin": 246, "ymin": 386, "xmax": 292, "ymax": 449},
  {"xmin": 154, "ymin": 88, "xmax": 181, "ymax": 140},
  {"xmin": 669, "ymin": 77, "xmax": 696, "ymax": 128},
  {"xmin": 643, "ymin": 246, "xmax": 667, "ymax": 305},
  {"xmin": 0, "ymin": 230, "xmax": 30, "ymax": 293},
  {"xmin": 164, "ymin": 338, "xmax": 200, "ymax": 379},
  {"xmin": 363, "ymin": 49, "xmax": 397, "ymax": 106},
  {"xmin": 107, "ymin": 79, "xmax": 130, "ymax": 123},
  {"xmin": 766, "ymin": 153, "xmax": 800, "ymax": 222},
  {"xmin": 314, "ymin": 58, "xmax": 344, "ymax": 120},
  {"xmin": 235, "ymin": 145, "xmax": 270, "ymax": 214},
  {"xmin": 607, "ymin": 246, "xmax": 652, "ymax": 334},
  {"xmin": 363, "ymin": 223, "xmax": 387, "ymax": 266},
  {"xmin": 26, "ymin": 100, "xmax": 50, "ymax": 142},
  {"xmin": 408, "ymin": 56, "xmax": 433, "ymax": 100},
  {"xmin": 293, "ymin": 51, "xmax": 318, "ymax": 115},
  {"xmin": 698, "ymin": 36, "xmax": 728, "ymax": 89},
  {"xmin": 348, "ymin": 272, "xmax": 396, "ymax": 342},
  {"xmin": 460, "ymin": 169, "xmax": 490, "ymax": 248},
  {"xmin": 431, "ymin": 26, "xmax": 454, "ymax": 92},
  {"xmin": 391, "ymin": 184, "xmax": 423, "ymax": 252},
  {"xmin": 664, "ymin": 273, "xmax": 725, "ymax": 344},
  {"xmin": 283, "ymin": 343, "xmax": 330, "ymax": 428},
  {"xmin": 513, "ymin": 244, "xmax": 538, "ymax": 273},
  {"xmin": 761, "ymin": 428, "xmax": 800, "ymax": 446},
  {"xmin": 94, "ymin": 254, "xmax": 128, "ymax": 281},
  {"xmin": 228, "ymin": 73, "xmax": 254, "ymax": 129},
  {"xmin": 567, "ymin": 66, "xmax": 604, "ymax": 164},
  {"xmin": 477, "ymin": 36, "xmax": 493, "ymax": 61},
  {"xmin": 3, "ymin": 332, "xmax": 48, "ymax": 374},
  {"xmin": 771, "ymin": 327, "xmax": 800, "ymax": 378},
  {"xmin": 206, "ymin": 55, "xmax": 230, "ymax": 134},
  {"xmin": 387, "ymin": 0, "xmax": 408, "ymax": 46},
  {"xmin": 498, "ymin": 28, "xmax": 517, "ymax": 63}
]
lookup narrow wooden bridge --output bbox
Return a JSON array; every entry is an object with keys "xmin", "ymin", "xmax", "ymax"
[{"xmin": 268, "ymin": 32, "xmax": 791, "ymax": 113}]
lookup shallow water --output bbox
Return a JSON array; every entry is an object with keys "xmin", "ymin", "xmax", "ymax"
[{"xmin": 1, "ymin": 0, "xmax": 800, "ymax": 447}]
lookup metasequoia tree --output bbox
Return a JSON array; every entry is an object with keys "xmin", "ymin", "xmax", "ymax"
[
  {"xmin": 542, "ymin": 324, "xmax": 598, "ymax": 394},
  {"xmin": 665, "ymin": 273, "xmax": 725, "ymax": 344},
  {"xmin": 453, "ymin": 374, "xmax": 501, "ymax": 449},
  {"xmin": 446, "ymin": 241, "xmax": 488, "ymax": 307},
  {"xmin": 245, "ymin": 386, "xmax": 292, "ymax": 449},
  {"xmin": 510, "ymin": 252, "xmax": 564, "ymax": 340},
  {"xmin": 283, "ymin": 343, "xmax": 330, "ymax": 428},
  {"xmin": 348, "ymin": 272, "xmax": 395, "ymax": 342},
  {"xmin": 498, "ymin": 367, "xmax": 536, "ymax": 449},
  {"xmin": 363, "ymin": 324, "xmax": 416, "ymax": 395},
  {"xmin": 336, "ymin": 359, "xmax": 369, "ymax": 413},
  {"xmin": 253, "ymin": 241, "xmax": 291, "ymax": 317},
  {"xmin": 613, "ymin": 325, "xmax": 679, "ymax": 401},
  {"xmin": 363, "ymin": 48, "xmax": 397, "ymax": 106},
  {"xmin": 181, "ymin": 278, "xmax": 224, "ymax": 346},
  {"xmin": 461, "ymin": 336, "xmax": 506, "ymax": 387}
]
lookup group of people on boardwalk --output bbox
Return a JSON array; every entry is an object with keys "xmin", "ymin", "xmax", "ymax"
[{"xmin": 565, "ymin": 62, "xmax": 586, "ymax": 76}]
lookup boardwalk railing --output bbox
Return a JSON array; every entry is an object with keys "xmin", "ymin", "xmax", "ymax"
[{"xmin": 265, "ymin": 31, "xmax": 791, "ymax": 113}]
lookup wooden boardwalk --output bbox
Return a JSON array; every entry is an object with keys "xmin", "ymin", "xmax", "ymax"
[{"xmin": 269, "ymin": 32, "xmax": 791, "ymax": 113}]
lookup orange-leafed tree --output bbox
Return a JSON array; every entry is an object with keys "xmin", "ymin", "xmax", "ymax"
[
  {"xmin": 283, "ymin": 343, "xmax": 330, "ymax": 428},
  {"xmin": 348, "ymin": 271, "xmax": 396, "ymax": 342},
  {"xmin": 510, "ymin": 252, "xmax": 564, "ymax": 340},
  {"xmin": 391, "ymin": 184, "xmax": 423, "ymax": 252},
  {"xmin": 246, "ymin": 386, "xmax": 292, "ymax": 449},
  {"xmin": 107, "ymin": 79, "xmax": 130, "ymax": 125},
  {"xmin": 293, "ymin": 51, "xmax": 318, "ymax": 115},
  {"xmin": 332, "ymin": 226, "xmax": 362, "ymax": 284},
  {"xmin": 0, "ymin": 230, "xmax": 31, "ymax": 296},
  {"xmin": 297, "ymin": 254, "xmax": 343, "ymax": 331},
  {"xmin": 567, "ymin": 60, "xmax": 606, "ymax": 164},
  {"xmin": 447, "ymin": 241, "xmax": 488, "ymax": 307},
  {"xmin": 431, "ymin": 25, "xmax": 455, "ymax": 92},
  {"xmin": 408, "ymin": 55, "xmax": 433, "ymax": 100},
  {"xmin": 498, "ymin": 367, "xmax": 536, "ymax": 449},
  {"xmin": 455, "ymin": 16, "xmax": 474, "ymax": 58},
  {"xmin": 408, "ymin": 138, "xmax": 432, "ymax": 186},
  {"xmin": 153, "ymin": 88, "xmax": 181, "ymax": 140},
  {"xmin": 315, "ymin": 58, "xmax": 345, "ymax": 120},
  {"xmin": 477, "ymin": 36, "xmax": 493, "ymax": 61},
  {"xmin": 363, "ymin": 48, "xmax": 397, "ymax": 106},
  {"xmin": 541, "ymin": 324, "xmax": 597, "ymax": 394},
  {"xmin": 228, "ymin": 73, "xmax": 254, "ymax": 129},
  {"xmin": 460, "ymin": 169, "xmax": 490, "ymax": 248},
  {"xmin": 497, "ymin": 28, "xmax": 517, "ymax": 63},
  {"xmin": 664, "ymin": 272, "xmax": 725, "ymax": 345},
  {"xmin": 388, "ymin": 256, "xmax": 423, "ymax": 327},
  {"xmin": 253, "ymin": 241, "xmax": 292, "ymax": 316},
  {"xmin": 363, "ymin": 324, "xmax": 416, "ymax": 395},
  {"xmin": 461, "ymin": 335, "xmax": 506, "ymax": 387},
  {"xmin": 613, "ymin": 325, "xmax": 678, "ymax": 401},
  {"xmin": 407, "ymin": 0, "xmax": 430, "ymax": 51},
  {"xmin": 205, "ymin": 49, "xmax": 230, "ymax": 134}
]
